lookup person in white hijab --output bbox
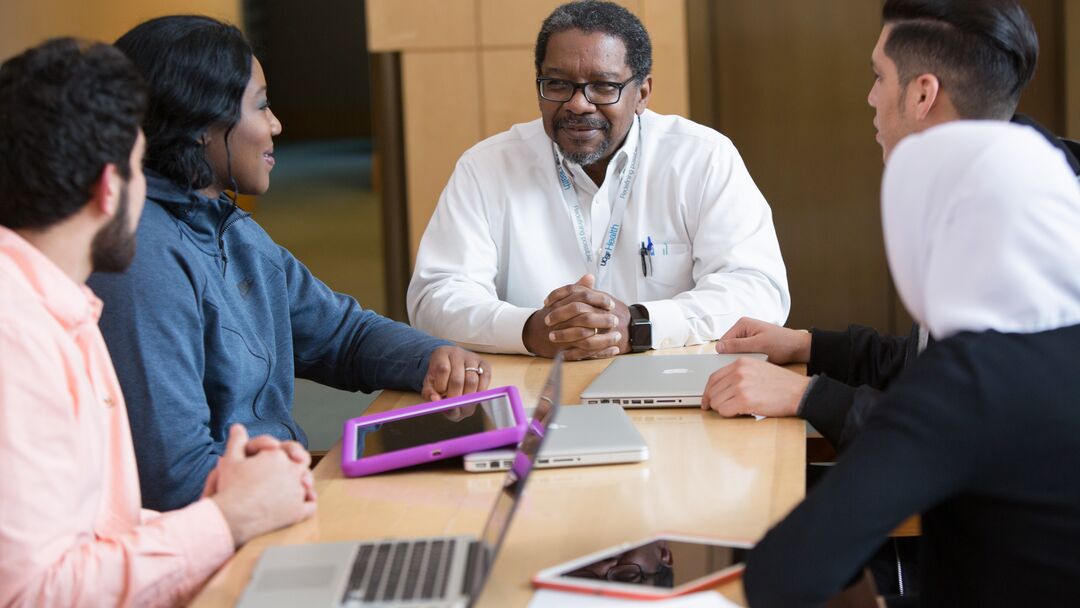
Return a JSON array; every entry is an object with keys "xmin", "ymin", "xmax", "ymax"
[
  {"xmin": 883, "ymin": 121, "xmax": 1080, "ymax": 340},
  {"xmin": 741, "ymin": 121, "xmax": 1080, "ymax": 608}
]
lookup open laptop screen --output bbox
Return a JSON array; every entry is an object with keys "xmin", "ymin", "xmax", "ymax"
[{"xmin": 465, "ymin": 354, "xmax": 563, "ymax": 600}]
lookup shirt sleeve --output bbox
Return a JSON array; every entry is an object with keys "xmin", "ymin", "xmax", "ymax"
[
  {"xmin": 798, "ymin": 376, "xmax": 888, "ymax": 452},
  {"xmin": 808, "ymin": 324, "xmax": 915, "ymax": 389},
  {"xmin": 638, "ymin": 139, "xmax": 790, "ymax": 349},
  {"xmin": 744, "ymin": 348, "xmax": 982, "ymax": 607},
  {"xmin": 282, "ymin": 246, "xmax": 452, "ymax": 391},
  {"xmin": 0, "ymin": 323, "xmax": 234, "ymax": 608},
  {"xmin": 407, "ymin": 156, "xmax": 538, "ymax": 354},
  {"xmin": 88, "ymin": 243, "xmax": 220, "ymax": 512}
]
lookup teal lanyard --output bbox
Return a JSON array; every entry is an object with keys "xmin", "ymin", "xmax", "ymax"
[{"xmin": 550, "ymin": 115, "xmax": 642, "ymax": 289}]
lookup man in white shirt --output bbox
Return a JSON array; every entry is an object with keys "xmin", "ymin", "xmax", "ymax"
[{"xmin": 408, "ymin": 0, "xmax": 789, "ymax": 360}]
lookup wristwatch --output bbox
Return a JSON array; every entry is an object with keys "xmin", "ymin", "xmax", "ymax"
[{"xmin": 628, "ymin": 304, "xmax": 652, "ymax": 353}]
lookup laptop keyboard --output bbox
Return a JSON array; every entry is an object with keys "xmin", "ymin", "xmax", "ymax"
[{"xmin": 341, "ymin": 538, "xmax": 473, "ymax": 606}]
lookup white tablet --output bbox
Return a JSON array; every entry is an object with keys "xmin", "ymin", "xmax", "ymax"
[{"xmin": 532, "ymin": 533, "xmax": 752, "ymax": 600}]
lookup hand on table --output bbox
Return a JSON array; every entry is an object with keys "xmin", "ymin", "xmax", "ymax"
[
  {"xmin": 522, "ymin": 274, "xmax": 630, "ymax": 360},
  {"xmin": 208, "ymin": 424, "xmax": 318, "ymax": 547},
  {"xmin": 701, "ymin": 358, "xmax": 810, "ymax": 419},
  {"xmin": 422, "ymin": 345, "xmax": 492, "ymax": 401},
  {"xmin": 715, "ymin": 317, "xmax": 812, "ymax": 365},
  {"xmin": 202, "ymin": 432, "xmax": 316, "ymax": 502}
]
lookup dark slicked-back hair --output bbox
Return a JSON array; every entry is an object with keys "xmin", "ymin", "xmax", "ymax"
[
  {"xmin": 535, "ymin": 0, "xmax": 652, "ymax": 82},
  {"xmin": 115, "ymin": 15, "xmax": 252, "ymax": 191},
  {"xmin": 882, "ymin": 0, "xmax": 1038, "ymax": 119},
  {"xmin": 0, "ymin": 38, "xmax": 145, "ymax": 230}
]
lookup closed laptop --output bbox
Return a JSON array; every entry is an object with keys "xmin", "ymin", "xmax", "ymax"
[{"xmin": 580, "ymin": 353, "xmax": 767, "ymax": 407}]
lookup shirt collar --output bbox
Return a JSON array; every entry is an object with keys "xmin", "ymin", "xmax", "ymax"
[{"xmin": 0, "ymin": 226, "xmax": 102, "ymax": 331}]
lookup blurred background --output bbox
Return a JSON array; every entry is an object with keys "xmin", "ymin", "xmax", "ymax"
[{"xmin": 3, "ymin": 0, "xmax": 1077, "ymax": 449}]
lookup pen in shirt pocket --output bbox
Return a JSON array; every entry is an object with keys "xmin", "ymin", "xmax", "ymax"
[{"xmin": 638, "ymin": 241, "xmax": 652, "ymax": 277}]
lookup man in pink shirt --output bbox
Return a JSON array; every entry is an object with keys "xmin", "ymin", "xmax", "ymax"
[{"xmin": 0, "ymin": 39, "xmax": 317, "ymax": 606}]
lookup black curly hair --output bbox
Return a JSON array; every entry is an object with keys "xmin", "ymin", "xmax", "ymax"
[
  {"xmin": 535, "ymin": 1, "xmax": 652, "ymax": 82},
  {"xmin": 0, "ymin": 38, "xmax": 146, "ymax": 229}
]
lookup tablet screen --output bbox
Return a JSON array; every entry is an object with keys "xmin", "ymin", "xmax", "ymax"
[
  {"xmin": 354, "ymin": 394, "xmax": 517, "ymax": 458},
  {"xmin": 557, "ymin": 538, "xmax": 748, "ymax": 589}
]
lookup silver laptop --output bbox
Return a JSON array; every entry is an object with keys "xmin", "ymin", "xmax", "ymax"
[
  {"xmin": 237, "ymin": 357, "xmax": 563, "ymax": 608},
  {"xmin": 579, "ymin": 353, "xmax": 767, "ymax": 407},
  {"xmin": 463, "ymin": 404, "xmax": 648, "ymax": 472}
]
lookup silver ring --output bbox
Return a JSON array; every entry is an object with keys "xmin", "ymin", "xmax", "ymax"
[
  {"xmin": 465, "ymin": 366, "xmax": 483, "ymax": 375},
  {"xmin": 592, "ymin": 327, "xmax": 599, "ymax": 337}
]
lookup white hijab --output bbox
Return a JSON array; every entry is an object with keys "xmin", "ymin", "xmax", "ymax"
[{"xmin": 882, "ymin": 121, "xmax": 1080, "ymax": 340}]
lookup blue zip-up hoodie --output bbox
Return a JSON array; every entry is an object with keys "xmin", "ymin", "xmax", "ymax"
[{"xmin": 89, "ymin": 171, "xmax": 451, "ymax": 510}]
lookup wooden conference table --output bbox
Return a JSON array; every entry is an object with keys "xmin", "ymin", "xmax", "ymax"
[{"xmin": 190, "ymin": 344, "xmax": 807, "ymax": 607}]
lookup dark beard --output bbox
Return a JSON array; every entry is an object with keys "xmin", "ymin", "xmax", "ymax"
[
  {"xmin": 555, "ymin": 115, "xmax": 611, "ymax": 167},
  {"xmin": 90, "ymin": 184, "xmax": 137, "ymax": 273}
]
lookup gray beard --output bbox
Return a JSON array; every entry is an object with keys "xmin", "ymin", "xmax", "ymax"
[{"xmin": 558, "ymin": 137, "xmax": 611, "ymax": 168}]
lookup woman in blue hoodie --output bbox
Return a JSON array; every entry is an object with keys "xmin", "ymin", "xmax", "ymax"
[{"xmin": 89, "ymin": 15, "xmax": 491, "ymax": 511}]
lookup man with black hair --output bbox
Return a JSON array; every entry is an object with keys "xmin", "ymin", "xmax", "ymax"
[
  {"xmin": 408, "ymin": 0, "xmax": 789, "ymax": 360},
  {"xmin": 702, "ymin": 0, "xmax": 1080, "ymax": 449},
  {"xmin": 0, "ymin": 39, "xmax": 315, "ymax": 606}
]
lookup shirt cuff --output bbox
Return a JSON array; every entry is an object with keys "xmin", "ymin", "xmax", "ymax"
[
  {"xmin": 494, "ymin": 304, "xmax": 539, "ymax": 355},
  {"xmin": 173, "ymin": 498, "xmax": 236, "ymax": 589},
  {"xmin": 797, "ymin": 374, "xmax": 857, "ymax": 449},
  {"xmin": 636, "ymin": 299, "xmax": 690, "ymax": 350}
]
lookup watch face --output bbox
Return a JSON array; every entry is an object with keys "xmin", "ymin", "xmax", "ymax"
[{"xmin": 630, "ymin": 318, "xmax": 652, "ymax": 351}]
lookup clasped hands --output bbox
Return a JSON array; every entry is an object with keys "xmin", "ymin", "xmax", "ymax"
[{"xmin": 523, "ymin": 274, "xmax": 631, "ymax": 361}]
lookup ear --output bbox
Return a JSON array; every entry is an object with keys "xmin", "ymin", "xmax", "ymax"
[
  {"xmin": 90, "ymin": 163, "xmax": 123, "ymax": 219},
  {"xmin": 634, "ymin": 74, "xmax": 652, "ymax": 115},
  {"xmin": 909, "ymin": 73, "xmax": 941, "ymax": 122}
]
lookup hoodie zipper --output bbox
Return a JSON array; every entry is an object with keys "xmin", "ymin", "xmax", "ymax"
[{"xmin": 216, "ymin": 202, "xmax": 243, "ymax": 276}]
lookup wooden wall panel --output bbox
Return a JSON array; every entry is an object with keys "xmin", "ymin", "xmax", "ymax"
[
  {"xmin": 1015, "ymin": 0, "xmax": 1063, "ymax": 133},
  {"xmin": 640, "ymin": 0, "xmax": 689, "ymax": 117},
  {"xmin": 367, "ymin": 0, "xmax": 476, "ymax": 52},
  {"xmin": 401, "ymin": 51, "xmax": 482, "ymax": 255},
  {"xmin": 1066, "ymin": 0, "xmax": 1080, "ymax": 140},
  {"xmin": 708, "ymin": 0, "xmax": 890, "ymax": 331},
  {"xmin": 479, "ymin": 0, "xmax": 563, "ymax": 47},
  {"xmin": 478, "ymin": 0, "xmax": 639, "ymax": 46},
  {"xmin": 1, "ymin": 0, "xmax": 240, "ymax": 62},
  {"xmin": 480, "ymin": 49, "xmax": 541, "ymax": 138}
]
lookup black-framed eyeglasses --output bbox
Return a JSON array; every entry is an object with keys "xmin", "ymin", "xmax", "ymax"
[
  {"xmin": 569, "ymin": 563, "xmax": 662, "ymax": 584},
  {"xmin": 536, "ymin": 75, "xmax": 637, "ymax": 105}
]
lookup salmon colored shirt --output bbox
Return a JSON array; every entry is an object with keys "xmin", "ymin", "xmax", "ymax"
[{"xmin": 0, "ymin": 227, "xmax": 234, "ymax": 607}]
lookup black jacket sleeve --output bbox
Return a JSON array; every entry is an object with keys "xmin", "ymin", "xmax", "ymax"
[
  {"xmin": 799, "ymin": 324, "xmax": 921, "ymax": 451},
  {"xmin": 798, "ymin": 378, "xmax": 885, "ymax": 453},
  {"xmin": 808, "ymin": 324, "xmax": 917, "ymax": 388}
]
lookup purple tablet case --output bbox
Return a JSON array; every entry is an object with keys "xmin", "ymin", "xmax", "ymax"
[{"xmin": 341, "ymin": 385, "xmax": 526, "ymax": 477}]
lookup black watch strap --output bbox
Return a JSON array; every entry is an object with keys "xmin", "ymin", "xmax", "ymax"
[{"xmin": 628, "ymin": 304, "xmax": 652, "ymax": 352}]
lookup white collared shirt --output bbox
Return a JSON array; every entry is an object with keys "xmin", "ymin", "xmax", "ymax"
[{"xmin": 408, "ymin": 109, "xmax": 790, "ymax": 354}]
